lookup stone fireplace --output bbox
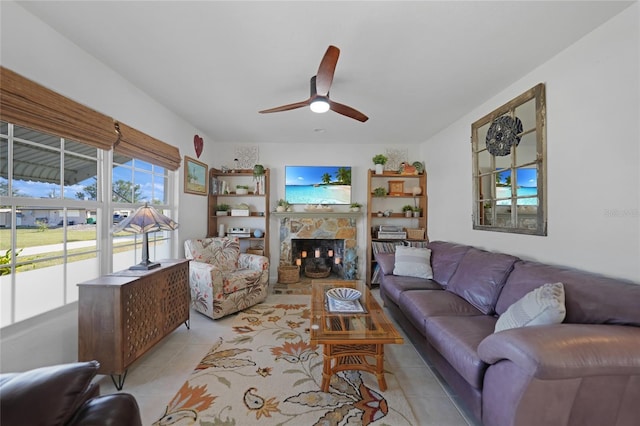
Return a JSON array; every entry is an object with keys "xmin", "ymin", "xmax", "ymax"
[{"xmin": 278, "ymin": 215, "xmax": 358, "ymax": 280}]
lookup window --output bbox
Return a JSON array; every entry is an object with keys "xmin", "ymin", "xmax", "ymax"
[
  {"xmin": 471, "ymin": 84, "xmax": 547, "ymax": 235},
  {"xmin": 0, "ymin": 121, "xmax": 176, "ymax": 327},
  {"xmin": 111, "ymin": 154, "xmax": 173, "ymax": 273},
  {"xmin": 1, "ymin": 122, "xmax": 101, "ymax": 326}
]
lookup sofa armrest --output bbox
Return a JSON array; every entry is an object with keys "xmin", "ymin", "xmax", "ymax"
[
  {"xmin": 374, "ymin": 252, "xmax": 396, "ymax": 276},
  {"xmin": 478, "ymin": 324, "xmax": 640, "ymax": 380},
  {"xmin": 67, "ymin": 393, "xmax": 142, "ymax": 426}
]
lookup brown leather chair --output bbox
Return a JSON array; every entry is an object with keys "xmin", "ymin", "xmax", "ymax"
[{"xmin": 0, "ymin": 360, "xmax": 142, "ymax": 426}]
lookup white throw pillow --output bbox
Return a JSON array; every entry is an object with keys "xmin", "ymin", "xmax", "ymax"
[
  {"xmin": 393, "ymin": 246, "xmax": 433, "ymax": 279},
  {"xmin": 495, "ymin": 282, "xmax": 566, "ymax": 332}
]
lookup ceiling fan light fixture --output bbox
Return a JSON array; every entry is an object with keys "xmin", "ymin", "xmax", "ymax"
[{"xmin": 310, "ymin": 97, "xmax": 330, "ymax": 113}]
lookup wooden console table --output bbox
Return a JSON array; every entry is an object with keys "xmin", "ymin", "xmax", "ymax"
[{"xmin": 78, "ymin": 259, "xmax": 190, "ymax": 389}]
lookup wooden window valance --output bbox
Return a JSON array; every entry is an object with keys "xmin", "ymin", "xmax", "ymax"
[
  {"xmin": 114, "ymin": 121, "xmax": 181, "ymax": 171},
  {"xmin": 1, "ymin": 66, "xmax": 181, "ymax": 170}
]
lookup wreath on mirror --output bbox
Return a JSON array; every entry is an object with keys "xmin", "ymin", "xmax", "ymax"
[{"xmin": 486, "ymin": 115, "xmax": 523, "ymax": 156}]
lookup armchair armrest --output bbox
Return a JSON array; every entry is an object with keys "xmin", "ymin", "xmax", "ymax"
[
  {"xmin": 478, "ymin": 324, "xmax": 640, "ymax": 380},
  {"xmin": 239, "ymin": 253, "xmax": 269, "ymax": 271}
]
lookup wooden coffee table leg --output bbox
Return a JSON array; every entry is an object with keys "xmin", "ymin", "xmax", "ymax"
[
  {"xmin": 321, "ymin": 345, "xmax": 332, "ymax": 392},
  {"xmin": 375, "ymin": 344, "xmax": 388, "ymax": 391}
]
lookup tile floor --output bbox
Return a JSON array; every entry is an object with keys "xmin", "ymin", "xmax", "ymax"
[{"xmin": 97, "ymin": 289, "xmax": 480, "ymax": 426}]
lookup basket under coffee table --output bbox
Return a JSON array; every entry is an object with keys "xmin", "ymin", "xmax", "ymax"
[{"xmin": 309, "ymin": 280, "xmax": 404, "ymax": 392}]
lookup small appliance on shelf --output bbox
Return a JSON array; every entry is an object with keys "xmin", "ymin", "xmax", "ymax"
[{"xmin": 227, "ymin": 227, "xmax": 251, "ymax": 238}]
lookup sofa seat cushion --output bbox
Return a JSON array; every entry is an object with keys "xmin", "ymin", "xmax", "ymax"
[
  {"xmin": 398, "ymin": 290, "xmax": 483, "ymax": 335},
  {"xmin": 380, "ymin": 274, "xmax": 442, "ymax": 305},
  {"xmin": 424, "ymin": 315, "xmax": 497, "ymax": 389},
  {"xmin": 427, "ymin": 241, "xmax": 472, "ymax": 287},
  {"xmin": 446, "ymin": 248, "xmax": 519, "ymax": 315},
  {"xmin": 222, "ymin": 268, "xmax": 263, "ymax": 295}
]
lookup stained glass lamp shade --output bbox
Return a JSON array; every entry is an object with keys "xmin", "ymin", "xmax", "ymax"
[{"xmin": 113, "ymin": 203, "xmax": 179, "ymax": 270}]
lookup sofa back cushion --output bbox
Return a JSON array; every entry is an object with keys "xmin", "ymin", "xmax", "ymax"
[
  {"xmin": 446, "ymin": 248, "xmax": 519, "ymax": 315},
  {"xmin": 427, "ymin": 241, "xmax": 472, "ymax": 287},
  {"xmin": 496, "ymin": 260, "xmax": 640, "ymax": 326},
  {"xmin": 184, "ymin": 237, "xmax": 240, "ymax": 272}
]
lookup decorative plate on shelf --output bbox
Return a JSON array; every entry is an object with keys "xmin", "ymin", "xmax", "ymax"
[
  {"xmin": 486, "ymin": 116, "xmax": 523, "ymax": 156},
  {"xmin": 412, "ymin": 161, "xmax": 424, "ymax": 173},
  {"xmin": 326, "ymin": 287, "xmax": 362, "ymax": 301}
]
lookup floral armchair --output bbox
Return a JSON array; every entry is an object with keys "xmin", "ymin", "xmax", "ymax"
[{"xmin": 184, "ymin": 237, "xmax": 269, "ymax": 319}]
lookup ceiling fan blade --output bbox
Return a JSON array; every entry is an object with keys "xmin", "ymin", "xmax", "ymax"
[
  {"xmin": 259, "ymin": 99, "xmax": 311, "ymax": 114},
  {"xmin": 329, "ymin": 100, "xmax": 369, "ymax": 122},
  {"xmin": 315, "ymin": 45, "xmax": 340, "ymax": 96}
]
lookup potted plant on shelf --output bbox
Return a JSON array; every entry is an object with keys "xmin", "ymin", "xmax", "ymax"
[
  {"xmin": 413, "ymin": 207, "xmax": 422, "ymax": 218},
  {"xmin": 373, "ymin": 187, "xmax": 387, "ymax": 197},
  {"xmin": 350, "ymin": 202, "xmax": 362, "ymax": 212},
  {"xmin": 402, "ymin": 204, "xmax": 414, "ymax": 217},
  {"xmin": 236, "ymin": 184, "xmax": 249, "ymax": 195},
  {"xmin": 372, "ymin": 154, "xmax": 388, "ymax": 175},
  {"xmin": 253, "ymin": 164, "xmax": 265, "ymax": 195},
  {"xmin": 216, "ymin": 203, "xmax": 230, "ymax": 216},
  {"xmin": 276, "ymin": 199, "xmax": 290, "ymax": 212}
]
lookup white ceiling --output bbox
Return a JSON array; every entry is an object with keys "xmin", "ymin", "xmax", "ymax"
[{"xmin": 18, "ymin": 1, "xmax": 633, "ymax": 145}]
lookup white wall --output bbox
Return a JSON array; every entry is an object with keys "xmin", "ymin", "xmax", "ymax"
[{"xmin": 424, "ymin": 3, "xmax": 639, "ymax": 282}]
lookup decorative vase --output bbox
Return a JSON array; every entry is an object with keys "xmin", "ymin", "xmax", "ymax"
[
  {"xmin": 413, "ymin": 211, "xmax": 420, "ymax": 218},
  {"xmin": 375, "ymin": 164, "xmax": 384, "ymax": 175},
  {"xmin": 405, "ymin": 211, "xmax": 412, "ymax": 218},
  {"xmin": 276, "ymin": 206, "xmax": 285, "ymax": 212}
]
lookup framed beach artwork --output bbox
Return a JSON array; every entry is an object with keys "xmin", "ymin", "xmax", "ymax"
[{"xmin": 184, "ymin": 156, "xmax": 208, "ymax": 195}]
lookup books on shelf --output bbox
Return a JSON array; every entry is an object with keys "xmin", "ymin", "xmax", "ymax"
[{"xmin": 210, "ymin": 176, "xmax": 229, "ymax": 195}]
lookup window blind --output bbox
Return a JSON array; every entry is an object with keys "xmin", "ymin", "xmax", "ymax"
[
  {"xmin": 0, "ymin": 66, "xmax": 116, "ymax": 150},
  {"xmin": 114, "ymin": 121, "xmax": 181, "ymax": 171},
  {"xmin": 1, "ymin": 67, "xmax": 182, "ymax": 170}
]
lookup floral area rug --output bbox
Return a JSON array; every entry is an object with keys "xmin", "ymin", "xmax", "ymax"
[{"xmin": 154, "ymin": 303, "xmax": 417, "ymax": 425}]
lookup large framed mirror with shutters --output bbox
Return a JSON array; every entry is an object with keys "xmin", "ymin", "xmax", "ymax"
[{"xmin": 472, "ymin": 83, "xmax": 547, "ymax": 235}]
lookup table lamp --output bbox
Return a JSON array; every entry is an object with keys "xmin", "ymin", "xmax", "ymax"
[{"xmin": 113, "ymin": 202, "xmax": 179, "ymax": 270}]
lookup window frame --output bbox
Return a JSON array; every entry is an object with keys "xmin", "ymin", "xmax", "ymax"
[{"xmin": 471, "ymin": 83, "xmax": 547, "ymax": 236}]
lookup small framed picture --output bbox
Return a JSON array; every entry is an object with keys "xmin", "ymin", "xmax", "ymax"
[
  {"xmin": 184, "ymin": 156, "xmax": 208, "ymax": 195},
  {"xmin": 388, "ymin": 180, "xmax": 405, "ymax": 196}
]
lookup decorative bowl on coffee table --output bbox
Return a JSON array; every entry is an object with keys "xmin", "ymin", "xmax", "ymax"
[{"xmin": 326, "ymin": 287, "xmax": 362, "ymax": 301}]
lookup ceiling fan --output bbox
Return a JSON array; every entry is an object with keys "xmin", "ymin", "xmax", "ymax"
[{"xmin": 259, "ymin": 45, "xmax": 368, "ymax": 122}]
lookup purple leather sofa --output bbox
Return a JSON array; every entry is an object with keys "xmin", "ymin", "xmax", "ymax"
[{"xmin": 377, "ymin": 241, "xmax": 640, "ymax": 426}]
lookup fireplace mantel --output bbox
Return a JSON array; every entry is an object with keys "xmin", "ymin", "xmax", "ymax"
[{"xmin": 272, "ymin": 211, "xmax": 362, "ymax": 219}]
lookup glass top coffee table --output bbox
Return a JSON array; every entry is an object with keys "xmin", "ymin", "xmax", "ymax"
[{"xmin": 309, "ymin": 280, "xmax": 404, "ymax": 391}]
